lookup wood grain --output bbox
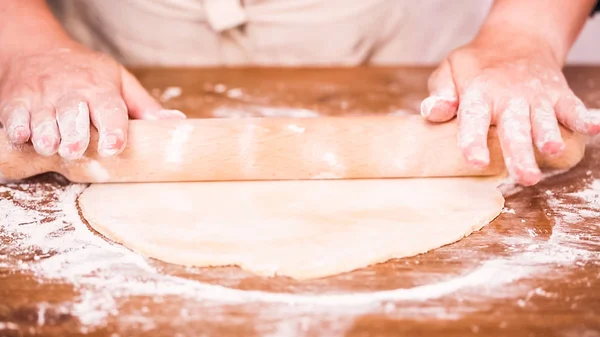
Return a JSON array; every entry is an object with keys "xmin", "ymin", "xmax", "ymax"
[
  {"xmin": 0, "ymin": 67, "xmax": 599, "ymax": 337},
  {"xmin": 0, "ymin": 115, "xmax": 586, "ymax": 183}
]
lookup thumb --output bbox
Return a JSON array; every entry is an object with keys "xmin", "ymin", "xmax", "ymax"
[
  {"xmin": 420, "ymin": 60, "xmax": 458, "ymax": 122},
  {"xmin": 120, "ymin": 68, "xmax": 186, "ymax": 120}
]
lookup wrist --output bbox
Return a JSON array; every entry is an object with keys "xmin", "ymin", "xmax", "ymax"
[
  {"xmin": 473, "ymin": 21, "xmax": 567, "ymax": 66},
  {"xmin": 476, "ymin": 0, "xmax": 596, "ymax": 66},
  {"xmin": 0, "ymin": 0, "xmax": 75, "ymax": 62}
]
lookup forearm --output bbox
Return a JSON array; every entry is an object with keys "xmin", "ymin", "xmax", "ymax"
[
  {"xmin": 477, "ymin": 0, "xmax": 597, "ymax": 65},
  {"xmin": 0, "ymin": 0, "xmax": 72, "ymax": 60}
]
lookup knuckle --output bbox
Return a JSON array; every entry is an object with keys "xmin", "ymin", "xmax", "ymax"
[
  {"xmin": 458, "ymin": 101, "xmax": 489, "ymax": 119},
  {"xmin": 507, "ymin": 97, "xmax": 528, "ymax": 108},
  {"xmin": 534, "ymin": 98, "xmax": 554, "ymax": 112},
  {"xmin": 91, "ymin": 79, "xmax": 120, "ymax": 93},
  {"xmin": 57, "ymin": 91, "xmax": 85, "ymax": 105},
  {"xmin": 558, "ymin": 94, "xmax": 580, "ymax": 109},
  {"xmin": 89, "ymin": 94, "xmax": 127, "ymax": 123},
  {"xmin": 93, "ymin": 51, "xmax": 117, "ymax": 65}
]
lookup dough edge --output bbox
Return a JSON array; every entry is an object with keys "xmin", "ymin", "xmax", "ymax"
[{"xmin": 78, "ymin": 179, "xmax": 505, "ymax": 280}]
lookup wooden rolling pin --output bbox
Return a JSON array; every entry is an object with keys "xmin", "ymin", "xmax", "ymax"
[{"xmin": 0, "ymin": 115, "xmax": 585, "ymax": 183}]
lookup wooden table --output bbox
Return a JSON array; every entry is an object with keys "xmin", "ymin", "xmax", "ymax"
[{"xmin": 1, "ymin": 67, "xmax": 599, "ymax": 337}]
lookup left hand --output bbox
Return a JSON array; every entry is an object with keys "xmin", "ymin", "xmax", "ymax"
[{"xmin": 421, "ymin": 30, "xmax": 600, "ymax": 186}]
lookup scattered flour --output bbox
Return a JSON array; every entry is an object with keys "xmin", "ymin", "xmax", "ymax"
[
  {"xmin": 226, "ymin": 88, "xmax": 244, "ymax": 99},
  {"xmin": 165, "ymin": 124, "xmax": 194, "ymax": 165},
  {"xmin": 387, "ymin": 109, "xmax": 416, "ymax": 117},
  {"xmin": 158, "ymin": 87, "xmax": 182, "ymax": 103},
  {"xmin": 546, "ymin": 177, "xmax": 600, "ymax": 227},
  {"xmin": 498, "ymin": 169, "xmax": 569, "ymax": 197},
  {"xmin": 287, "ymin": 124, "xmax": 306, "ymax": 133},
  {"xmin": 212, "ymin": 106, "xmax": 320, "ymax": 119},
  {"xmin": 0, "ymin": 169, "xmax": 598, "ymax": 335},
  {"xmin": 85, "ymin": 160, "xmax": 110, "ymax": 183}
]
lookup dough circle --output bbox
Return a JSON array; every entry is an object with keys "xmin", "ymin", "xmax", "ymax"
[{"xmin": 79, "ymin": 178, "xmax": 504, "ymax": 280}]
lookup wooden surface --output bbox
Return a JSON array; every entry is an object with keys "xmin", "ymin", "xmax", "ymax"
[{"xmin": 1, "ymin": 67, "xmax": 600, "ymax": 337}]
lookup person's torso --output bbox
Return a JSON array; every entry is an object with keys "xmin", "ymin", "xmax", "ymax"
[{"xmin": 49, "ymin": 0, "xmax": 493, "ymax": 66}]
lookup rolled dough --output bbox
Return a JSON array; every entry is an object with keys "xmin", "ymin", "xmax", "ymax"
[{"xmin": 78, "ymin": 178, "xmax": 504, "ymax": 280}]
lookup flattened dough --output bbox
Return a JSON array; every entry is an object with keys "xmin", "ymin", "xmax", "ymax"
[{"xmin": 79, "ymin": 178, "xmax": 504, "ymax": 280}]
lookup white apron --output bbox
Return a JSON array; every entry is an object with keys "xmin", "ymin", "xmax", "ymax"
[{"xmin": 48, "ymin": 0, "xmax": 495, "ymax": 66}]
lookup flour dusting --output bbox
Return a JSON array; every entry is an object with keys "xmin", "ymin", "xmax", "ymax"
[
  {"xmin": 212, "ymin": 106, "xmax": 319, "ymax": 119},
  {"xmin": 86, "ymin": 160, "xmax": 110, "ymax": 182},
  {"xmin": 157, "ymin": 86, "xmax": 182, "ymax": 103},
  {"xmin": 165, "ymin": 124, "xmax": 194, "ymax": 165},
  {"xmin": 0, "ymin": 169, "xmax": 598, "ymax": 335}
]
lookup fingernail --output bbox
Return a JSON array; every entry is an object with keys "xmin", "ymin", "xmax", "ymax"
[
  {"xmin": 98, "ymin": 130, "xmax": 125, "ymax": 157},
  {"xmin": 6, "ymin": 107, "xmax": 31, "ymax": 143},
  {"xmin": 580, "ymin": 112, "xmax": 600, "ymax": 134},
  {"xmin": 141, "ymin": 109, "xmax": 186, "ymax": 120},
  {"xmin": 520, "ymin": 167, "xmax": 542, "ymax": 186},
  {"xmin": 539, "ymin": 140, "xmax": 565, "ymax": 157},
  {"xmin": 58, "ymin": 141, "xmax": 84, "ymax": 160},
  {"xmin": 58, "ymin": 133, "xmax": 89, "ymax": 160},
  {"xmin": 32, "ymin": 121, "xmax": 59, "ymax": 156},
  {"xmin": 466, "ymin": 146, "xmax": 490, "ymax": 168},
  {"xmin": 34, "ymin": 135, "xmax": 60, "ymax": 156},
  {"xmin": 420, "ymin": 97, "xmax": 436, "ymax": 118},
  {"xmin": 56, "ymin": 104, "xmax": 90, "ymax": 160},
  {"xmin": 8, "ymin": 125, "xmax": 30, "ymax": 144},
  {"xmin": 159, "ymin": 109, "xmax": 186, "ymax": 119},
  {"xmin": 421, "ymin": 92, "xmax": 457, "ymax": 119}
]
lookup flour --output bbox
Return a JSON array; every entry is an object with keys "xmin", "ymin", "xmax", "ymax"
[
  {"xmin": 387, "ymin": 109, "xmax": 415, "ymax": 116},
  {"xmin": 57, "ymin": 102, "xmax": 91, "ymax": 160},
  {"xmin": 5, "ymin": 107, "xmax": 30, "ymax": 142},
  {"xmin": 0, "ymin": 171, "xmax": 598, "ymax": 335},
  {"xmin": 86, "ymin": 160, "xmax": 110, "ymax": 182},
  {"xmin": 165, "ymin": 124, "xmax": 194, "ymax": 165},
  {"xmin": 546, "ymin": 176, "xmax": 600, "ymax": 230},
  {"xmin": 213, "ymin": 83, "xmax": 227, "ymax": 94},
  {"xmin": 420, "ymin": 91, "xmax": 456, "ymax": 118},
  {"xmin": 0, "ymin": 322, "xmax": 18, "ymax": 330},
  {"xmin": 287, "ymin": 124, "xmax": 306, "ymax": 133},
  {"xmin": 31, "ymin": 121, "xmax": 59, "ymax": 156},
  {"xmin": 498, "ymin": 168, "xmax": 568, "ymax": 197},
  {"xmin": 212, "ymin": 106, "xmax": 319, "ymax": 119},
  {"xmin": 159, "ymin": 86, "xmax": 182, "ymax": 103},
  {"xmin": 322, "ymin": 152, "xmax": 346, "ymax": 175},
  {"xmin": 226, "ymin": 88, "xmax": 244, "ymax": 99}
]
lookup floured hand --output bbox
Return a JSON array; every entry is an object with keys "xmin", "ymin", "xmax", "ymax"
[
  {"xmin": 0, "ymin": 42, "xmax": 185, "ymax": 159},
  {"xmin": 421, "ymin": 33, "xmax": 599, "ymax": 186},
  {"xmin": 420, "ymin": 0, "xmax": 600, "ymax": 186}
]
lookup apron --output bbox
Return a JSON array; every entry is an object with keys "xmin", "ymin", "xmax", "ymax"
[{"xmin": 49, "ymin": 0, "xmax": 494, "ymax": 66}]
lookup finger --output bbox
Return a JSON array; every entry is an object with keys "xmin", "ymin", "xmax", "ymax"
[
  {"xmin": 530, "ymin": 98, "xmax": 564, "ymax": 156},
  {"xmin": 121, "ymin": 68, "xmax": 186, "ymax": 120},
  {"xmin": 497, "ymin": 98, "xmax": 541, "ymax": 186},
  {"xmin": 555, "ymin": 94, "xmax": 600, "ymax": 135},
  {"xmin": 55, "ymin": 94, "xmax": 91, "ymax": 160},
  {"xmin": 30, "ymin": 104, "xmax": 60, "ymax": 156},
  {"xmin": 88, "ymin": 91, "xmax": 128, "ymax": 157},
  {"xmin": 457, "ymin": 87, "xmax": 492, "ymax": 168},
  {"xmin": 0, "ymin": 100, "xmax": 31, "ymax": 144},
  {"xmin": 421, "ymin": 60, "xmax": 458, "ymax": 122}
]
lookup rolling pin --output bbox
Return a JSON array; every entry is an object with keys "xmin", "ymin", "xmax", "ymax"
[{"xmin": 0, "ymin": 115, "xmax": 585, "ymax": 183}]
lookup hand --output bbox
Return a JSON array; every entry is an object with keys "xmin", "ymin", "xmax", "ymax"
[
  {"xmin": 420, "ymin": 31, "xmax": 600, "ymax": 186},
  {"xmin": 0, "ymin": 41, "xmax": 185, "ymax": 159}
]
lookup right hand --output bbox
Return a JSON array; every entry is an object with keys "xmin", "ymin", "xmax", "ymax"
[{"xmin": 0, "ymin": 41, "xmax": 185, "ymax": 159}]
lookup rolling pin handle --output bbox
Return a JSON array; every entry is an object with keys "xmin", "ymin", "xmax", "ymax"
[{"xmin": 0, "ymin": 133, "xmax": 59, "ymax": 181}]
